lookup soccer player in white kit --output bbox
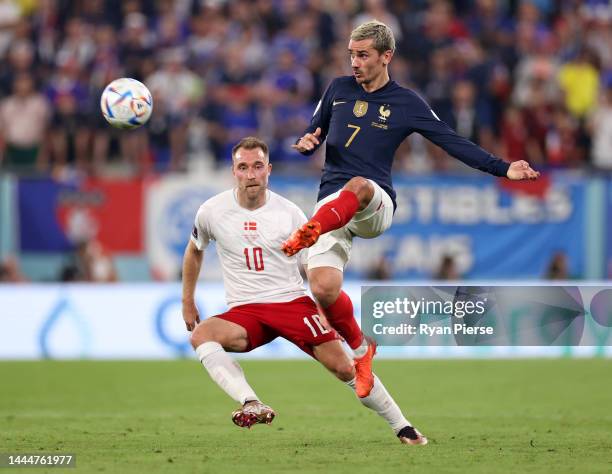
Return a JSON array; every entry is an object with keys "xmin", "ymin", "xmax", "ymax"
[{"xmin": 181, "ymin": 137, "xmax": 427, "ymax": 445}]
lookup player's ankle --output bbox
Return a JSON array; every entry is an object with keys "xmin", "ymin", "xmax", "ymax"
[{"xmin": 352, "ymin": 337, "xmax": 368, "ymax": 358}]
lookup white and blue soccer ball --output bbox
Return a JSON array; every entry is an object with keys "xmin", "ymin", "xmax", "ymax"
[{"xmin": 100, "ymin": 78, "xmax": 153, "ymax": 129}]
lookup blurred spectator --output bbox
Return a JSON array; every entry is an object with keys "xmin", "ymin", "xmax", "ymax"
[
  {"xmin": 0, "ymin": 39, "xmax": 36, "ymax": 96},
  {"xmin": 0, "ymin": 0, "xmax": 21, "ymax": 60},
  {"xmin": 512, "ymin": 40, "xmax": 560, "ymax": 108},
  {"xmin": 119, "ymin": 12, "xmax": 155, "ymax": 80},
  {"xmin": 0, "ymin": 255, "xmax": 27, "ymax": 282},
  {"xmin": 431, "ymin": 80, "xmax": 495, "ymax": 170},
  {"xmin": 55, "ymin": 17, "xmax": 96, "ymax": 69},
  {"xmin": 545, "ymin": 107, "xmax": 582, "ymax": 167},
  {"xmin": 59, "ymin": 239, "xmax": 118, "ymax": 283},
  {"xmin": 81, "ymin": 239, "xmax": 117, "ymax": 282},
  {"xmin": 354, "ymin": 0, "xmax": 403, "ymax": 44},
  {"xmin": 500, "ymin": 105, "xmax": 543, "ymax": 164},
  {"xmin": 187, "ymin": 8, "xmax": 226, "ymax": 75},
  {"xmin": 445, "ymin": 80, "xmax": 493, "ymax": 148},
  {"xmin": 588, "ymin": 79, "xmax": 612, "ymax": 170},
  {"xmin": 558, "ymin": 48, "xmax": 600, "ymax": 120},
  {"xmin": 0, "ymin": 73, "xmax": 50, "ymax": 172},
  {"xmin": 146, "ymin": 47, "xmax": 204, "ymax": 170},
  {"xmin": 45, "ymin": 57, "xmax": 90, "ymax": 172},
  {"xmin": 464, "ymin": 0, "xmax": 512, "ymax": 51},
  {"xmin": 424, "ymin": 48, "xmax": 453, "ymax": 111},
  {"xmin": 435, "ymin": 255, "xmax": 461, "ymax": 280},
  {"xmin": 545, "ymin": 251, "xmax": 570, "ymax": 280},
  {"xmin": 366, "ymin": 254, "xmax": 393, "ymax": 281}
]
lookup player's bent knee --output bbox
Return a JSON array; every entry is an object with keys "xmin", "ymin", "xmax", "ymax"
[
  {"xmin": 190, "ymin": 321, "xmax": 215, "ymax": 348},
  {"xmin": 344, "ymin": 176, "xmax": 370, "ymax": 192},
  {"xmin": 191, "ymin": 318, "xmax": 249, "ymax": 352},
  {"xmin": 310, "ymin": 279, "xmax": 341, "ymax": 308},
  {"xmin": 343, "ymin": 177, "xmax": 374, "ymax": 208},
  {"xmin": 190, "ymin": 318, "xmax": 226, "ymax": 347}
]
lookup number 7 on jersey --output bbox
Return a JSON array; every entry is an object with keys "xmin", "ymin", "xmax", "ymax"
[{"xmin": 345, "ymin": 124, "xmax": 361, "ymax": 148}]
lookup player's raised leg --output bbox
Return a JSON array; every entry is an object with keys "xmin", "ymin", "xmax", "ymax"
[
  {"xmin": 312, "ymin": 340, "xmax": 427, "ymax": 445},
  {"xmin": 281, "ymin": 177, "xmax": 373, "ymax": 256},
  {"xmin": 190, "ymin": 317, "xmax": 275, "ymax": 428}
]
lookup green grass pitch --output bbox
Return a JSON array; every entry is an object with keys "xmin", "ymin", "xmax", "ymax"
[{"xmin": 1, "ymin": 359, "xmax": 611, "ymax": 473}]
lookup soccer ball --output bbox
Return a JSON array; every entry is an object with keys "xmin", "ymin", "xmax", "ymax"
[{"xmin": 100, "ymin": 78, "xmax": 153, "ymax": 129}]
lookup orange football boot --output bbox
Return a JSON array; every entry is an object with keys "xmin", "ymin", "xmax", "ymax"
[
  {"xmin": 354, "ymin": 336, "xmax": 377, "ymax": 398},
  {"xmin": 281, "ymin": 220, "xmax": 322, "ymax": 256}
]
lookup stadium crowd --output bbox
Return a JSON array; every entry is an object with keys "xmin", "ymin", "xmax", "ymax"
[{"xmin": 0, "ymin": 0, "xmax": 611, "ymax": 176}]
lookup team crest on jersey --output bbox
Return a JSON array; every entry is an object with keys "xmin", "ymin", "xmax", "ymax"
[
  {"xmin": 353, "ymin": 100, "xmax": 368, "ymax": 117},
  {"xmin": 378, "ymin": 105, "xmax": 391, "ymax": 122},
  {"xmin": 243, "ymin": 221, "xmax": 258, "ymax": 242}
]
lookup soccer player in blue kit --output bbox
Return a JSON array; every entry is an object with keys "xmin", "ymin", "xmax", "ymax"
[{"xmin": 282, "ymin": 20, "xmax": 540, "ymax": 398}]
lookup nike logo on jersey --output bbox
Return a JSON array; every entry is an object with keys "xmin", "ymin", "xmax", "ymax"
[{"xmin": 333, "ymin": 100, "xmax": 347, "ymax": 106}]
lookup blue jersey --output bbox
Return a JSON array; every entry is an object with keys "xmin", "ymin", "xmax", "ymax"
[{"xmin": 301, "ymin": 76, "xmax": 510, "ymax": 209}]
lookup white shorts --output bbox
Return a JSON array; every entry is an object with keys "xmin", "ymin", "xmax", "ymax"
[{"xmin": 307, "ymin": 180, "xmax": 394, "ymax": 271}]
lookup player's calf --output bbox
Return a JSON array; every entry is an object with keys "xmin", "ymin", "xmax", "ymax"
[{"xmin": 313, "ymin": 340, "xmax": 355, "ymax": 382}]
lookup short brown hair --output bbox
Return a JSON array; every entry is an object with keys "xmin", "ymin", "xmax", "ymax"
[
  {"xmin": 232, "ymin": 136, "xmax": 269, "ymax": 161},
  {"xmin": 350, "ymin": 20, "xmax": 395, "ymax": 54}
]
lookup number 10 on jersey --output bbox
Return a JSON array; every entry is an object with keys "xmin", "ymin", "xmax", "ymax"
[
  {"xmin": 244, "ymin": 247, "xmax": 264, "ymax": 271},
  {"xmin": 303, "ymin": 314, "xmax": 330, "ymax": 337}
]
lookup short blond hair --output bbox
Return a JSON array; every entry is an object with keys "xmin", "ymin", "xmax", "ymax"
[
  {"xmin": 350, "ymin": 20, "xmax": 395, "ymax": 54},
  {"xmin": 232, "ymin": 136, "xmax": 269, "ymax": 161}
]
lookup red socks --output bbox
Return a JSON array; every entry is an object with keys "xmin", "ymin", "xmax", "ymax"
[
  {"xmin": 311, "ymin": 190, "xmax": 359, "ymax": 234},
  {"xmin": 322, "ymin": 291, "xmax": 363, "ymax": 350}
]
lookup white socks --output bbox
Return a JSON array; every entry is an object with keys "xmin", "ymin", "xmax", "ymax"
[
  {"xmin": 195, "ymin": 341, "xmax": 410, "ymax": 434},
  {"xmin": 346, "ymin": 375, "xmax": 410, "ymax": 434},
  {"xmin": 352, "ymin": 338, "xmax": 369, "ymax": 358},
  {"xmin": 195, "ymin": 341, "xmax": 258, "ymax": 405}
]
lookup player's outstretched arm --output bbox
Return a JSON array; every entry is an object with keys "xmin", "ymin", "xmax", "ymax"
[
  {"xmin": 506, "ymin": 160, "xmax": 540, "ymax": 180},
  {"xmin": 291, "ymin": 127, "xmax": 322, "ymax": 153},
  {"xmin": 181, "ymin": 240, "xmax": 203, "ymax": 332}
]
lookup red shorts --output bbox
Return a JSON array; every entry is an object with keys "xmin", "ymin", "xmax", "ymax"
[{"xmin": 214, "ymin": 296, "xmax": 339, "ymax": 357}]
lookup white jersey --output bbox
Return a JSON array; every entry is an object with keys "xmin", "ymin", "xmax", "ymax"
[{"xmin": 191, "ymin": 189, "xmax": 308, "ymax": 307}]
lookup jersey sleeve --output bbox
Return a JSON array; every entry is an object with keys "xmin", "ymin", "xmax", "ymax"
[
  {"xmin": 190, "ymin": 204, "xmax": 212, "ymax": 251},
  {"xmin": 299, "ymin": 78, "xmax": 336, "ymax": 156},
  {"xmin": 407, "ymin": 92, "xmax": 510, "ymax": 177}
]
